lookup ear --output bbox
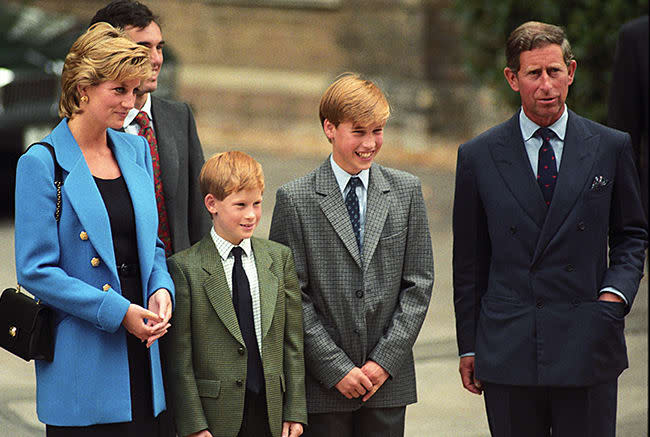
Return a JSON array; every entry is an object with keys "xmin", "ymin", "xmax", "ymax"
[
  {"xmin": 77, "ymin": 84, "xmax": 88, "ymax": 99},
  {"xmin": 204, "ymin": 193, "xmax": 219, "ymax": 215},
  {"xmin": 323, "ymin": 119, "xmax": 336, "ymax": 143},
  {"xmin": 566, "ymin": 60, "xmax": 577, "ymax": 85},
  {"xmin": 504, "ymin": 67, "xmax": 520, "ymax": 92}
]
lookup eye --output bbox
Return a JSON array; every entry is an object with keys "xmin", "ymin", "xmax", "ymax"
[
  {"xmin": 114, "ymin": 87, "xmax": 125, "ymax": 93},
  {"xmin": 373, "ymin": 128, "xmax": 383, "ymax": 134}
]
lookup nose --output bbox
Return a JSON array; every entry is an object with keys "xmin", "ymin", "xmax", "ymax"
[
  {"xmin": 123, "ymin": 92, "xmax": 136, "ymax": 109},
  {"xmin": 362, "ymin": 134, "xmax": 376, "ymax": 148},
  {"xmin": 150, "ymin": 47, "xmax": 162, "ymax": 67},
  {"xmin": 539, "ymin": 70, "xmax": 553, "ymax": 90}
]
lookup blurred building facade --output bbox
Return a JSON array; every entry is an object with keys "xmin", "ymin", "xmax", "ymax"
[{"xmin": 23, "ymin": 0, "xmax": 506, "ymax": 156}]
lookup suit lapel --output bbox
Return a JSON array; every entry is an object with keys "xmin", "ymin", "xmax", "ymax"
[
  {"xmin": 362, "ymin": 166, "xmax": 391, "ymax": 270},
  {"xmin": 489, "ymin": 113, "xmax": 547, "ymax": 230},
  {"xmin": 51, "ymin": 121, "xmax": 117, "ymax": 279},
  {"xmin": 150, "ymin": 96, "xmax": 179, "ymax": 199},
  {"xmin": 532, "ymin": 111, "xmax": 599, "ymax": 262},
  {"xmin": 316, "ymin": 160, "xmax": 362, "ymax": 267},
  {"xmin": 251, "ymin": 238, "xmax": 279, "ymax": 342},
  {"xmin": 199, "ymin": 237, "xmax": 245, "ymax": 346}
]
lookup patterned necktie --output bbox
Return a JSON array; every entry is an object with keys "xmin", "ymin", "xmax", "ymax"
[
  {"xmin": 231, "ymin": 247, "xmax": 263, "ymax": 393},
  {"xmin": 535, "ymin": 127, "xmax": 558, "ymax": 207},
  {"xmin": 134, "ymin": 111, "xmax": 172, "ymax": 256},
  {"xmin": 345, "ymin": 177, "xmax": 362, "ymax": 251}
]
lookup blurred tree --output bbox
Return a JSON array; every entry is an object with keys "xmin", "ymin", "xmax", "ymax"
[{"xmin": 452, "ymin": 0, "xmax": 649, "ymax": 123}]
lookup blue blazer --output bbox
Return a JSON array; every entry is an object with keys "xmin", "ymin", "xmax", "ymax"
[
  {"xmin": 14, "ymin": 119, "xmax": 175, "ymax": 426},
  {"xmin": 453, "ymin": 110, "xmax": 647, "ymax": 387}
]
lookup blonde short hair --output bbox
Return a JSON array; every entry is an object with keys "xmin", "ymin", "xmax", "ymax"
[
  {"xmin": 59, "ymin": 22, "xmax": 152, "ymax": 118},
  {"xmin": 319, "ymin": 73, "xmax": 390, "ymax": 128},
  {"xmin": 200, "ymin": 151, "xmax": 265, "ymax": 201}
]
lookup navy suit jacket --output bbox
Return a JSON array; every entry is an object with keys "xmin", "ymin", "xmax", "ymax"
[
  {"xmin": 14, "ymin": 119, "xmax": 175, "ymax": 425},
  {"xmin": 453, "ymin": 109, "xmax": 647, "ymax": 387}
]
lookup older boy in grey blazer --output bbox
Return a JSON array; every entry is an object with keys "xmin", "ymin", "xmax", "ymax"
[{"xmin": 269, "ymin": 73, "xmax": 434, "ymax": 437}]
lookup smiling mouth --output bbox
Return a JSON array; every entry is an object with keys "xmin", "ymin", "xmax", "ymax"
[{"xmin": 356, "ymin": 151, "xmax": 374, "ymax": 159}]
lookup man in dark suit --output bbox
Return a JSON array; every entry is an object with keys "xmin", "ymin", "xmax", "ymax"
[
  {"xmin": 91, "ymin": 0, "xmax": 211, "ymax": 255},
  {"xmin": 453, "ymin": 21, "xmax": 647, "ymax": 437},
  {"xmin": 608, "ymin": 15, "xmax": 649, "ymax": 220}
]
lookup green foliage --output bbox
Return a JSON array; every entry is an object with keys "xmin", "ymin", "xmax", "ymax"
[{"xmin": 452, "ymin": 0, "xmax": 649, "ymax": 123}]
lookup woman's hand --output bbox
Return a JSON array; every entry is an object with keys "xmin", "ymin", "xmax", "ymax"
[
  {"xmin": 145, "ymin": 288, "xmax": 172, "ymax": 347},
  {"xmin": 282, "ymin": 421, "xmax": 303, "ymax": 437},
  {"xmin": 122, "ymin": 304, "xmax": 162, "ymax": 342}
]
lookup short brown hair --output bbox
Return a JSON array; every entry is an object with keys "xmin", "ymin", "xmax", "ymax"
[
  {"xmin": 59, "ymin": 22, "xmax": 151, "ymax": 118},
  {"xmin": 200, "ymin": 151, "xmax": 265, "ymax": 201},
  {"xmin": 506, "ymin": 21, "xmax": 574, "ymax": 73},
  {"xmin": 319, "ymin": 73, "xmax": 390, "ymax": 128}
]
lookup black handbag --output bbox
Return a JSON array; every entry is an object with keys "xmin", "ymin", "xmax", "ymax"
[
  {"xmin": 0, "ymin": 288, "xmax": 54, "ymax": 361},
  {"xmin": 0, "ymin": 142, "xmax": 62, "ymax": 362}
]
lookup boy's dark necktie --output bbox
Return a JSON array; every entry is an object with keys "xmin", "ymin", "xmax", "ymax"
[
  {"xmin": 345, "ymin": 177, "xmax": 362, "ymax": 251},
  {"xmin": 535, "ymin": 127, "xmax": 558, "ymax": 207},
  {"xmin": 231, "ymin": 246, "xmax": 263, "ymax": 393}
]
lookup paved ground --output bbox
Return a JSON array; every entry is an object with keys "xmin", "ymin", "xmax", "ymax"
[{"xmin": 0, "ymin": 148, "xmax": 646, "ymax": 436}]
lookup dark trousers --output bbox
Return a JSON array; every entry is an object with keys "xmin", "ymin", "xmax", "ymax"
[
  {"xmin": 238, "ymin": 389, "xmax": 272, "ymax": 437},
  {"xmin": 303, "ymin": 406, "xmax": 406, "ymax": 437},
  {"xmin": 483, "ymin": 379, "xmax": 618, "ymax": 437}
]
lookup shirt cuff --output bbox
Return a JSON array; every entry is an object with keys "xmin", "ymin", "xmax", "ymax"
[
  {"xmin": 460, "ymin": 352, "xmax": 475, "ymax": 357},
  {"xmin": 599, "ymin": 287, "xmax": 628, "ymax": 305}
]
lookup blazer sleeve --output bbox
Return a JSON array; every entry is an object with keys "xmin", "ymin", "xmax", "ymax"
[
  {"xmin": 280, "ymin": 247, "xmax": 308, "ymax": 424},
  {"xmin": 600, "ymin": 135, "xmax": 648, "ymax": 309},
  {"xmin": 138, "ymin": 135, "xmax": 175, "ymax": 305},
  {"xmin": 452, "ymin": 145, "xmax": 492, "ymax": 355},
  {"xmin": 367, "ymin": 179, "xmax": 434, "ymax": 376},
  {"xmin": 14, "ymin": 147, "xmax": 130, "ymax": 333},
  {"xmin": 269, "ymin": 187, "xmax": 356, "ymax": 389},
  {"xmin": 184, "ymin": 103, "xmax": 211, "ymax": 247},
  {"xmin": 163, "ymin": 256, "xmax": 209, "ymax": 436}
]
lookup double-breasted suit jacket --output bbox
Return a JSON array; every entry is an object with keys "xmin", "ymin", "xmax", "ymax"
[
  {"xmin": 150, "ymin": 96, "xmax": 211, "ymax": 253},
  {"xmin": 163, "ymin": 236, "xmax": 307, "ymax": 437},
  {"xmin": 14, "ymin": 119, "xmax": 175, "ymax": 425},
  {"xmin": 269, "ymin": 159, "xmax": 434, "ymax": 413},
  {"xmin": 453, "ymin": 110, "xmax": 647, "ymax": 387}
]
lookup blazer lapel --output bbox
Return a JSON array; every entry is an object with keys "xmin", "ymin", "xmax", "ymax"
[
  {"xmin": 532, "ymin": 111, "xmax": 599, "ymax": 262},
  {"xmin": 150, "ymin": 96, "xmax": 179, "ymax": 199},
  {"xmin": 362, "ymin": 166, "xmax": 391, "ymax": 270},
  {"xmin": 51, "ymin": 121, "xmax": 117, "ymax": 279},
  {"xmin": 316, "ymin": 160, "xmax": 362, "ymax": 267},
  {"xmin": 489, "ymin": 113, "xmax": 547, "ymax": 230},
  {"xmin": 252, "ymin": 238, "xmax": 279, "ymax": 342},
  {"xmin": 109, "ymin": 129, "xmax": 158, "ymax": 290},
  {"xmin": 199, "ymin": 237, "xmax": 245, "ymax": 346}
]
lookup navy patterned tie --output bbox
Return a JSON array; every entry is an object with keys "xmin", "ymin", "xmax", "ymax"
[
  {"xmin": 231, "ymin": 247, "xmax": 263, "ymax": 393},
  {"xmin": 536, "ymin": 127, "xmax": 558, "ymax": 207},
  {"xmin": 345, "ymin": 177, "xmax": 362, "ymax": 251}
]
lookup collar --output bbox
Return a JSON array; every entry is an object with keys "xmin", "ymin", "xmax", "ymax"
[
  {"xmin": 519, "ymin": 104, "xmax": 568, "ymax": 141},
  {"xmin": 329, "ymin": 154, "xmax": 370, "ymax": 193},
  {"xmin": 210, "ymin": 227, "xmax": 253, "ymax": 260},
  {"xmin": 123, "ymin": 93, "xmax": 152, "ymax": 128}
]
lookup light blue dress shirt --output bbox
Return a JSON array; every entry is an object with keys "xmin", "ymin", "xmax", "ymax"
[{"xmin": 330, "ymin": 155, "xmax": 369, "ymax": 248}]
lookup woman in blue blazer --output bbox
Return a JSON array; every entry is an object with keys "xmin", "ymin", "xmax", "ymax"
[{"xmin": 14, "ymin": 23, "xmax": 174, "ymax": 436}]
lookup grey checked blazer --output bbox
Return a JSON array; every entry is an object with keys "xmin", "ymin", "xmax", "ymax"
[
  {"xmin": 269, "ymin": 158, "xmax": 434, "ymax": 413},
  {"xmin": 151, "ymin": 96, "xmax": 212, "ymax": 254}
]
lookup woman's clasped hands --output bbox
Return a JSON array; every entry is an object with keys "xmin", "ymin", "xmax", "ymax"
[{"xmin": 122, "ymin": 288, "xmax": 172, "ymax": 347}]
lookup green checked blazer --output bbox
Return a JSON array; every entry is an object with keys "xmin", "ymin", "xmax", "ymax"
[{"xmin": 162, "ymin": 235, "xmax": 307, "ymax": 437}]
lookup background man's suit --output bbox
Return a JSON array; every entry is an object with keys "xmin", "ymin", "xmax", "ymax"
[
  {"xmin": 151, "ymin": 95, "xmax": 211, "ymax": 253},
  {"xmin": 453, "ymin": 109, "xmax": 647, "ymax": 387},
  {"xmin": 608, "ymin": 15, "xmax": 649, "ymax": 219},
  {"xmin": 163, "ymin": 236, "xmax": 307, "ymax": 437},
  {"xmin": 269, "ymin": 159, "xmax": 434, "ymax": 414}
]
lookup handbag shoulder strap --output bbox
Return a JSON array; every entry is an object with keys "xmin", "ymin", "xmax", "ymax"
[{"xmin": 24, "ymin": 142, "xmax": 63, "ymax": 222}]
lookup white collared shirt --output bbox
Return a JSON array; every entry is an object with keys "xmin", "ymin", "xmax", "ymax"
[
  {"xmin": 123, "ymin": 93, "xmax": 155, "ymax": 137},
  {"xmin": 519, "ymin": 104, "xmax": 568, "ymax": 175},
  {"xmin": 210, "ymin": 227, "xmax": 263, "ymax": 353},
  {"xmin": 329, "ymin": 155, "xmax": 369, "ymax": 247}
]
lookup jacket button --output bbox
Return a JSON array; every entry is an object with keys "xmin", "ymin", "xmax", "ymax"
[
  {"xmin": 236, "ymin": 379, "xmax": 243, "ymax": 387},
  {"xmin": 509, "ymin": 226, "xmax": 517, "ymax": 234},
  {"xmin": 571, "ymin": 298, "xmax": 580, "ymax": 306},
  {"xmin": 90, "ymin": 257, "xmax": 101, "ymax": 267},
  {"xmin": 102, "ymin": 284, "xmax": 111, "ymax": 292},
  {"xmin": 79, "ymin": 231, "xmax": 88, "ymax": 240},
  {"xmin": 565, "ymin": 264, "xmax": 575, "ymax": 272},
  {"xmin": 353, "ymin": 328, "xmax": 359, "ymax": 335},
  {"xmin": 238, "ymin": 346, "xmax": 245, "ymax": 355},
  {"xmin": 536, "ymin": 298, "xmax": 544, "ymax": 309},
  {"xmin": 355, "ymin": 290, "xmax": 364, "ymax": 298},
  {"xmin": 577, "ymin": 222, "xmax": 585, "ymax": 231}
]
